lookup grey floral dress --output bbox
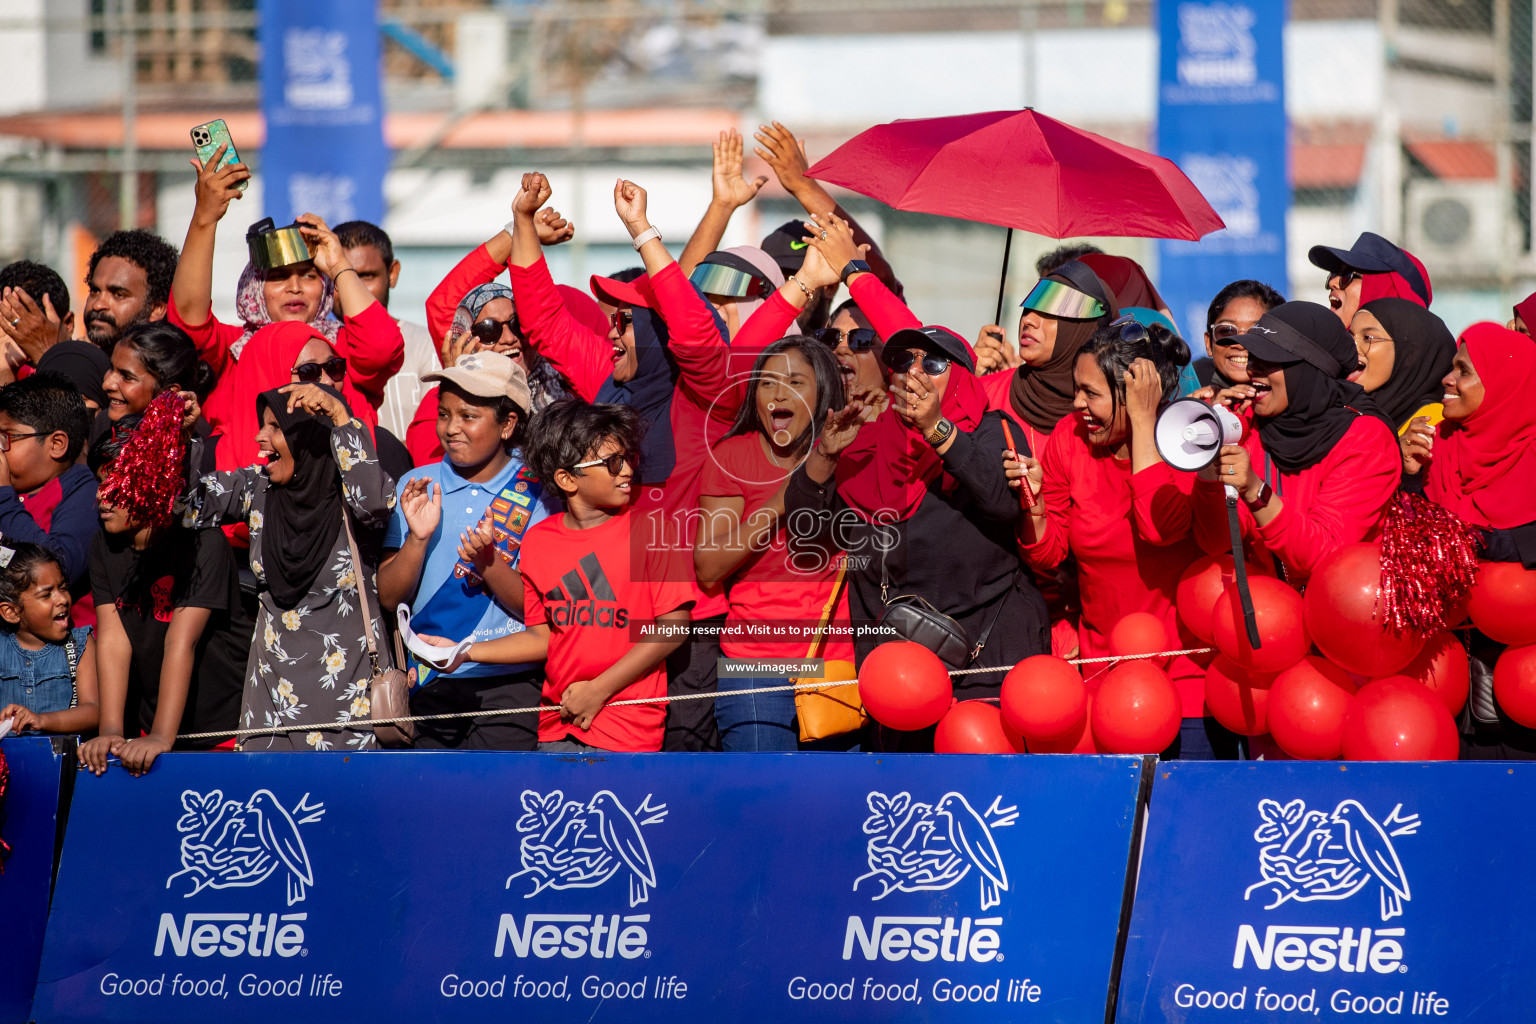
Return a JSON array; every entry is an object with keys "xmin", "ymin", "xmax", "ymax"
[{"xmin": 185, "ymin": 417, "xmax": 397, "ymax": 750}]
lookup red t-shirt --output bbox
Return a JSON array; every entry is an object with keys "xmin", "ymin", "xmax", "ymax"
[
  {"xmin": 696, "ymin": 434, "xmax": 854, "ymax": 663},
  {"xmin": 520, "ymin": 507, "xmax": 694, "ymax": 752}
]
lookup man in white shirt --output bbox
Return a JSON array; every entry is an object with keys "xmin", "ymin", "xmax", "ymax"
[{"xmin": 334, "ymin": 220, "xmax": 436, "ymax": 440}]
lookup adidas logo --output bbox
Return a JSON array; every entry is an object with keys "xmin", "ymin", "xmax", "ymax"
[{"xmin": 544, "ymin": 553, "xmax": 630, "ymax": 628}]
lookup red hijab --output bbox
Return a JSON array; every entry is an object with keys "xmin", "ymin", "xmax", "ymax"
[
  {"xmin": 1425, "ymin": 322, "xmax": 1536, "ymax": 530},
  {"xmin": 1513, "ymin": 291, "xmax": 1536, "ymax": 334},
  {"xmin": 203, "ymin": 321, "xmax": 324, "ymax": 470},
  {"xmin": 1078, "ymin": 254, "xmax": 1166, "ymax": 313},
  {"xmin": 1358, "ymin": 249, "xmax": 1433, "ymax": 308},
  {"xmin": 836, "ymin": 362, "xmax": 990, "ymax": 522}
]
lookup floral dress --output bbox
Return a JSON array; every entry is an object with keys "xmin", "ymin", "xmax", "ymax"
[{"xmin": 185, "ymin": 417, "xmax": 396, "ymax": 750}]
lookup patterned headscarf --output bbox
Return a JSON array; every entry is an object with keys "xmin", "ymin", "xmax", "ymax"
[
  {"xmin": 230, "ymin": 261, "xmax": 340, "ymax": 359},
  {"xmin": 448, "ymin": 282, "xmax": 565, "ymax": 412}
]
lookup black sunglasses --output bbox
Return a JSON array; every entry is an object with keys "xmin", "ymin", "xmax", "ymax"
[
  {"xmin": 610, "ymin": 309, "xmax": 632, "ymax": 336},
  {"xmin": 293, "ymin": 356, "xmax": 346, "ymax": 384},
  {"xmin": 812, "ymin": 326, "xmax": 878, "ymax": 352},
  {"xmin": 571, "ymin": 450, "xmax": 631, "ymax": 476},
  {"xmin": 1329, "ymin": 269, "xmax": 1360, "ymax": 289},
  {"xmin": 1109, "ymin": 316, "xmax": 1152, "ymax": 345},
  {"xmin": 883, "ymin": 347, "xmax": 950, "ymax": 376},
  {"xmin": 471, "ymin": 316, "xmax": 519, "ymax": 346}
]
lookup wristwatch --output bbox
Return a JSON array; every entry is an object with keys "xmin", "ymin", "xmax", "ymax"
[
  {"xmin": 839, "ymin": 259, "xmax": 872, "ymax": 284},
  {"xmin": 630, "ymin": 226, "xmax": 662, "ymax": 251},
  {"xmin": 924, "ymin": 417, "xmax": 955, "ymax": 447},
  {"xmin": 1245, "ymin": 481, "xmax": 1274, "ymax": 512}
]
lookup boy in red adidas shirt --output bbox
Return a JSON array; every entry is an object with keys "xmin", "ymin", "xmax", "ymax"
[{"xmin": 426, "ymin": 401, "xmax": 692, "ymax": 751}]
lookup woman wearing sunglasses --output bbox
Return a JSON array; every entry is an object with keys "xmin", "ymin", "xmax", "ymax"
[
  {"xmin": 1307, "ymin": 231, "xmax": 1433, "ymax": 326},
  {"xmin": 785, "ymin": 324, "xmax": 1048, "ymax": 751},
  {"xmin": 1006, "ymin": 318, "xmax": 1234, "ymax": 758},
  {"xmin": 169, "ymin": 152, "xmax": 402, "ymax": 440},
  {"xmin": 1189, "ymin": 279, "xmax": 1284, "ymax": 398}
]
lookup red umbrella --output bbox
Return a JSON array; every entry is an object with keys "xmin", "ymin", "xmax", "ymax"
[{"xmin": 806, "ymin": 109, "xmax": 1226, "ymax": 319}]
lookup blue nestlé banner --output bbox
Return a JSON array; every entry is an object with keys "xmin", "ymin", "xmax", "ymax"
[
  {"xmin": 258, "ymin": 0, "xmax": 388, "ymax": 226},
  {"xmin": 1116, "ymin": 762, "xmax": 1536, "ymax": 1023},
  {"xmin": 0, "ymin": 737, "xmax": 68, "ymax": 1024},
  {"xmin": 31, "ymin": 752, "xmax": 1144, "ymax": 1024},
  {"xmin": 1156, "ymin": 0, "xmax": 1290, "ymax": 339}
]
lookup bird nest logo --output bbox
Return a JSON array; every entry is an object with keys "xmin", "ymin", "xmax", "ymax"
[
  {"xmin": 1245, "ymin": 798, "xmax": 1420, "ymax": 922},
  {"xmin": 167, "ymin": 789, "xmax": 326, "ymax": 907},
  {"xmin": 855, "ymin": 791, "xmax": 1017, "ymax": 911},
  {"xmin": 507, "ymin": 790, "xmax": 667, "ymax": 909}
]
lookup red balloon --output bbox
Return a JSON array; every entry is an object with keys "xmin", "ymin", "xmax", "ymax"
[
  {"xmin": 1090, "ymin": 661, "xmax": 1181, "ymax": 754},
  {"xmin": 1493, "ymin": 643, "xmax": 1536, "ymax": 728},
  {"xmin": 1000, "ymin": 655, "xmax": 1086, "ymax": 741},
  {"xmin": 1176, "ymin": 554, "xmax": 1238, "ymax": 643},
  {"xmin": 1109, "ymin": 612, "xmax": 1172, "ymax": 668},
  {"xmin": 1468, "ymin": 562, "xmax": 1536, "ymax": 646},
  {"xmin": 1025, "ymin": 695, "xmax": 1097, "ymax": 753},
  {"xmin": 1303, "ymin": 543, "xmax": 1425, "ymax": 676},
  {"xmin": 1268, "ymin": 657, "xmax": 1358, "ymax": 760},
  {"xmin": 1204, "ymin": 657, "xmax": 1276, "ymax": 736},
  {"xmin": 934, "ymin": 701, "xmax": 1021, "ymax": 753},
  {"xmin": 1400, "ymin": 631, "xmax": 1470, "ymax": 716},
  {"xmin": 1341, "ymin": 676, "xmax": 1460, "ymax": 761},
  {"xmin": 1212, "ymin": 576, "xmax": 1310, "ymax": 674},
  {"xmin": 857, "ymin": 642, "xmax": 952, "ymax": 732}
]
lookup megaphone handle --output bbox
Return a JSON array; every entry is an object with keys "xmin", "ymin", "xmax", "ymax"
[{"xmin": 1225, "ymin": 486, "xmax": 1263, "ymax": 649}]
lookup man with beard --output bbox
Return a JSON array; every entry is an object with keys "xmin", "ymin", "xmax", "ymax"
[{"xmin": 80, "ymin": 229, "xmax": 179, "ymax": 353}]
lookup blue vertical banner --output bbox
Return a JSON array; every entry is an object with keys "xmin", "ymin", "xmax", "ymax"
[
  {"xmin": 259, "ymin": 0, "xmax": 388, "ymax": 226},
  {"xmin": 0, "ymin": 737, "xmax": 68, "ymax": 1024},
  {"xmin": 1156, "ymin": 1, "xmax": 1290, "ymax": 340}
]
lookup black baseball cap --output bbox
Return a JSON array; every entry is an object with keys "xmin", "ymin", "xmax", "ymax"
[
  {"xmin": 761, "ymin": 220, "xmax": 811, "ymax": 277},
  {"xmin": 882, "ymin": 325, "xmax": 976, "ymax": 373},
  {"xmin": 1308, "ymin": 232, "xmax": 1431, "ymax": 305}
]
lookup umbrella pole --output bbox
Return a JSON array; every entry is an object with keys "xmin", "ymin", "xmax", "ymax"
[{"xmin": 994, "ymin": 227, "xmax": 1013, "ymax": 326}]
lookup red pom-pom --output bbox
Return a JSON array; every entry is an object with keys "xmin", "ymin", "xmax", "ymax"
[
  {"xmin": 96, "ymin": 391, "xmax": 189, "ymax": 531},
  {"xmin": 1378, "ymin": 492, "xmax": 1481, "ymax": 636}
]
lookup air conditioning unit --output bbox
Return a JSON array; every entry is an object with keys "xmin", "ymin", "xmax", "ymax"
[{"xmin": 1404, "ymin": 180, "xmax": 1512, "ymax": 270}]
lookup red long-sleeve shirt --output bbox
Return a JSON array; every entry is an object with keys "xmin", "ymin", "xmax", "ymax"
[
  {"xmin": 169, "ymin": 297, "xmax": 402, "ymax": 433},
  {"xmin": 1017, "ymin": 418, "xmax": 1207, "ymax": 716},
  {"xmin": 1187, "ymin": 415, "xmax": 1400, "ymax": 584},
  {"xmin": 507, "ymin": 256, "xmax": 736, "ymax": 618}
]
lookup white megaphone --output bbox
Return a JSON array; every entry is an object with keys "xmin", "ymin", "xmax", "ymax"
[{"xmin": 1153, "ymin": 398, "xmax": 1262, "ymax": 649}]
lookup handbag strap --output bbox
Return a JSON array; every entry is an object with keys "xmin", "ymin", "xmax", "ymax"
[
  {"xmin": 340, "ymin": 510, "xmax": 381, "ymax": 674},
  {"xmin": 803, "ymin": 567, "xmax": 848, "ymax": 661},
  {"xmin": 966, "ymin": 569, "xmax": 1020, "ymax": 665}
]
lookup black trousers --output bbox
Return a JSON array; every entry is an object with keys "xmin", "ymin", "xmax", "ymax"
[
  {"xmin": 408, "ymin": 669, "xmax": 542, "ymax": 750},
  {"xmin": 662, "ymin": 614, "xmax": 725, "ymax": 751}
]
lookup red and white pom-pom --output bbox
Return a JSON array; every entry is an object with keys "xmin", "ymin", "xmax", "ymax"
[
  {"xmin": 1378, "ymin": 491, "xmax": 1480, "ymax": 637},
  {"xmin": 96, "ymin": 390, "xmax": 189, "ymax": 531}
]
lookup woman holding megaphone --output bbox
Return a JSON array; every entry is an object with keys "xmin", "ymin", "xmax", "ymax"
[
  {"xmin": 1187, "ymin": 302, "xmax": 1400, "ymax": 584},
  {"xmin": 1004, "ymin": 317, "xmax": 1232, "ymax": 757}
]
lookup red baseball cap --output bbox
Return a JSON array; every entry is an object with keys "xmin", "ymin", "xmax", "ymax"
[{"xmin": 590, "ymin": 273, "xmax": 655, "ymax": 309}]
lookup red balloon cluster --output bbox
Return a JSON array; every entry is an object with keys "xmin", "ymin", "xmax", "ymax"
[
  {"xmin": 857, "ymin": 642, "xmax": 952, "ymax": 732},
  {"xmin": 1000, "ymin": 655, "xmax": 1086, "ymax": 745},
  {"xmin": 934, "ymin": 701, "xmax": 1023, "ymax": 753},
  {"xmin": 1109, "ymin": 612, "xmax": 1172, "ymax": 667},
  {"xmin": 1025, "ymin": 694, "xmax": 1099, "ymax": 753},
  {"xmin": 1400, "ymin": 631, "xmax": 1470, "ymax": 716},
  {"xmin": 1341, "ymin": 676, "xmax": 1459, "ymax": 761},
  {"xmin": 1212, "ymin": 576, "xmax": 1310, "ymax": 674},
  {"xmin": 1175, "ymin": 554, "xmax": 1239, "ymax": 642},
  {"xmin": 1267, "ymin": 657, "xmax": 1357, "ymax": 760},
  {"xmin": 1204, "ymin": 657, "xmax": 1275, "ymax": 736},
  {"xmin": 1304, "ymin": 543, "xmax": 1424, "ymax": 676},
  {"xmin": 1091, "ymin": 661, "xmax": 1181, "ymax": 754}
]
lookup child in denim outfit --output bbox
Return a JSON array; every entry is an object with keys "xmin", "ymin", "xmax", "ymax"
[{"xmin": 0, "ymin": 542, "xmax": 98, "ymax": 735}]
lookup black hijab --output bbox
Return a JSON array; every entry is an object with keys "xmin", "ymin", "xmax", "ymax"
[
  {"xmin": 1245, "ymin": 302, "xmax": 1375, "ymax": 475},
  {"xmin": 1009, "ymin": 260, "xmax": 1119, "ymax": 433},
  {"xmin": 1358, "ymin": 297, "xmax": 1455, "ymax": 431},
  {"xmin": 256, "ymin": 386, "xmax": 345, "ymax": 610},
  {"xmin": 37, "ymin": 341, "xmax": 109, "ymax": 408}
]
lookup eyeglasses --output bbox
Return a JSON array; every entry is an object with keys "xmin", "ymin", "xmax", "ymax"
[
  {"xmin": 293, "ymin": 356, "xmax": 347, "ymax": 384},
  {"xmin": 571, "ymin": 450, "xmax": 631, "ymax": 476},
  {"xmin": 1208, "ymin": 321, "xmax": 1251, "ymax": 346},
  {"xmin": 470, "ymin": 316, "xmax": 519, "ymax": 346},
  {"xmin": 1328, "ymin": 270, "xmax": 1360, "ymax": 290},
  {"xmin": 811, "ymin": 326, "xmax": 878, "ymax": 352},
  {"xmin": 0, "ymin": 430, "xmax": 42, "ymax": 452},
  {"xmin": 883, "ymin": 347, "xmax": 950, "ymax": 376},
  {"xmin": 610, "ymin": 309, "xmax": 632, "ymax": 336}
]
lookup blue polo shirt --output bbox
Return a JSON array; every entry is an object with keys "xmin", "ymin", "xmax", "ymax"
[{"xmin": 385, "ymin": 453, "xmax": 556, "ymax": 680}]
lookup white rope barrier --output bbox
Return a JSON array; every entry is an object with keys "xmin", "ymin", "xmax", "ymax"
[{"xmin": 171, "ymin": 646, "xmax": 1215, "ymax": 742}]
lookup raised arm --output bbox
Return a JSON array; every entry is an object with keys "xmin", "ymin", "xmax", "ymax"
[
  {"xmin": 754, "ymin": 121, "xmax": 900, "ymax": 294},
  {"xmin": 679, "ymin": 128, "xmax": 768, "ymax": 277},
  {"xmin": 805, "ymin": 212, "xmax": 918, "ymax": 338},
  {"xmin": 281, "ymin": 383, "xmax": 397, "ymax": 528},
  {"xmin": 170, "ymin": 144, "xmax": 250, "ymax": 372}
]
